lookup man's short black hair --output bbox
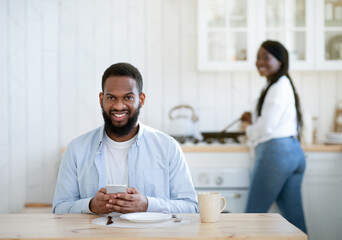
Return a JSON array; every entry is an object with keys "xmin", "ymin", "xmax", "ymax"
[{"xmin": 102, "ymin": 62, "xmax": 143, "ymax": 93}]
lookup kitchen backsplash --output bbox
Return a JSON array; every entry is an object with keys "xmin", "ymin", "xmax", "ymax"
[{"xmin": 1, "ymin": 0, "xmax": 342, "ymax": 214}]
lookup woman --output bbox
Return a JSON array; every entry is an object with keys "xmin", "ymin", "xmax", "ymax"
[{"xmin": 242, "ymin": 40, "xmax": 307, "ymax": 233}]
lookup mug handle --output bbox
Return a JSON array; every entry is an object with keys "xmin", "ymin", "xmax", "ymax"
[{"xmin": 220, "ymin": 196, "xmax": 226, "ymax": 213}]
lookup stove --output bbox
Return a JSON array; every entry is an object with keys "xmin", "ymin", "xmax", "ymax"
[
  {"xmin": 172, "ymin": 136, "xmax": 201, "ymax": 144},
  {"xmin": 172, "ymin": 132, "xmax": 246, "ymax": 144},
  {"xmin": 191, "ymin": 168, "xmax": 250, "ymax": 213}
]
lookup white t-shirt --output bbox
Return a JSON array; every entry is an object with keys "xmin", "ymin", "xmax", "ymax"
[
  {"xmin": 104, "ymin": 132, "xmax": 137, "ymax": 186},
  {"xmin": 246, "ymin": 75, "xmax": 298, "ymax": 146}
]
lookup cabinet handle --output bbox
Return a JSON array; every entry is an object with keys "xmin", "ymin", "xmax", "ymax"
[{"xmin": 225, "ymin": 193, "xmax": 241, "ymax": 199}]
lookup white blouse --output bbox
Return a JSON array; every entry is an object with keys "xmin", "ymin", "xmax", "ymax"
[{"xmin": 246, "ymin": 75, "xmax": 298, "ymax": 146}]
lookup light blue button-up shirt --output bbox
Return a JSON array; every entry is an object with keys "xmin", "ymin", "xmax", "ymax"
[{"xmin": 53, "ymin": 123, "xmax": 198, "ymax": 214}]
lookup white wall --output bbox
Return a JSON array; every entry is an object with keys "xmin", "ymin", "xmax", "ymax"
[{"xmin": 1, "ymin": 0, "xmax": 341, "ymax": 213}]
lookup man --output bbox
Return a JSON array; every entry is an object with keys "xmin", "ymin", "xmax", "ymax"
[{"xmin": 53, "ymin": 62, "xmax": 198, "ymax": 214}]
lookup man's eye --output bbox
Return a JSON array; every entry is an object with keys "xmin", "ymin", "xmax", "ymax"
[
  {"xmin": 107, "ymin": 97, "xmax": 114, "ymax": 100},
  {"xmin": 126, "ymin": 96, "xmax": 134, "ymax": 100}
]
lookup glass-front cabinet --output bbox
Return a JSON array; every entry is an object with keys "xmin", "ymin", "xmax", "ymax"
[
  {"xmin": 198, "ymin": 0, "xmax": 257, "ymax": 70},
  {"xmin": 316, "ymin": 0, "xmax": 342, "ymax": 69},
  {"xmin": 198, "ymin": 0, "xmax": 342, "ymax": 71},
  {"xmin": 257, "ymin": 0, "xmax": 314, "ymax": 70}
]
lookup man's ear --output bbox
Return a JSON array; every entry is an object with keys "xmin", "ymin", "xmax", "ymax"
[
  {"xmin": 139, "ymin": 92, "xmax": 146, "ymax": 107},
  {"xmin": 99, "ymin": 92, "xmax": 104, "ymax": 107}
]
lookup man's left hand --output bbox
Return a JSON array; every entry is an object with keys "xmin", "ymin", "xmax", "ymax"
[{"xmin": 107, "ymin": 187, "xmax": 148, "ymax": 213}]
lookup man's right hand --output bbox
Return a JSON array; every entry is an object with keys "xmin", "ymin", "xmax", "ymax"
[{"xmin": 89, "ymin": 188, "xmax": 112, "ymax": 214}]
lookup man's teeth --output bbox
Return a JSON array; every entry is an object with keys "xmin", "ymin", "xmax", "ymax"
[{"xmin": 113, "ymin": 113, "xmax": 126, "ymax": 117}]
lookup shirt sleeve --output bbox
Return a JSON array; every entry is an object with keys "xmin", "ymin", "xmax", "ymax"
[
  {"xmin": 146, "ymin": 139, "xmax": 198, "ymax": 213},
  {"xmin": 52, "ymin": 145, "xmax": 93, "ymax": 214}
]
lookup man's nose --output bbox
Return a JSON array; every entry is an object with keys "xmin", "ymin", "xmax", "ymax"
[{"xmin": 112, "ymin": 99, "xmax": 126, "ymax": 110}]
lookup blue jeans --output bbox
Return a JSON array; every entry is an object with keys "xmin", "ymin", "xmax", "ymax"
[{"xmin": 245, "ymin": 137, "xmax": 307, "ymax": 233}]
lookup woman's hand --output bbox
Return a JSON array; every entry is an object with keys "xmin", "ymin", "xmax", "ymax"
[
  {"xmin": 241, "ymin": 112, "xmax": 252, "ymax": 132},
  {"xmin": 241, "ymin": 112, "xmax": 252, "ymax": 124}
]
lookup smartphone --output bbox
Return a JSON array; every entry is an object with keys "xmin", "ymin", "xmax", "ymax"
[{"xmin": 106, "ymin": 184, "xmax": 127, "ymax": 194}]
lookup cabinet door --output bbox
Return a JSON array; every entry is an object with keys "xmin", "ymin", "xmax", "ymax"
[
  {"xmin": 315, "ymin": 0, "xmax": 342, "ymax": 70},
  {"xmin": 198, "ymin": 0, "xmax": 342, "ymax": 71},
  {"xmin": 302, "ymin": 152, "xmax": 342, "ymax": 240},
  {"xmin": 197, "ymin": 0, "xmax": 257, "ymax": 70},
  {"xmin": 257, "ymin": 0, "xmax": 314, "ymax": 70}
]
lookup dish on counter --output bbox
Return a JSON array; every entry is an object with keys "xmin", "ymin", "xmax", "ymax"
[
  {"xmin": 120, "ymin": 212, "xmax": 172, "ymax": 223},
  {"xmin": 325, "ymin": 132, "xmax": 342, "ymax": 144},
  {"xmin": 326, "ymin": 132, "xmax": 342, "ymax": 141},
  {"xmin": 324, "ymin": 139, "xmax": 342, "ymax": 145}
]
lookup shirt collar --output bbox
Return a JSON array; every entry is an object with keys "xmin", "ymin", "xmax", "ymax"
[
  {"xmin": 135, "ymin": 121, "xmax": 145, "ymax": 146},
  {"xmin": 97, "ymin": 125, "xmax": 105, "ymax": 152},
  {"xmin": 97, "ymin": 121, "xmax": 145, "ymax": 151}
]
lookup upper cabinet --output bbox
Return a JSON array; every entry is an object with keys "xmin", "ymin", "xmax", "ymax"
[
  {"xmin": 256, "ymin": 0, "xmax": 314, "ymax": 70},
  {"xmin": 198, "ymin": 0, "xmax": 257, "ymax": 70},
  {"xmin": 316, "ymin": 0, "xmax": 342, "ymax": 69},
  {"xmin": 198, "ymin": 0, "xmax": 342, "ymax": 71}
]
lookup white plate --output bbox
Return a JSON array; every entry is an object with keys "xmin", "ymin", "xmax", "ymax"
[
  {"xmin": 326, "ymin": 132, "xmax": 342, "ymax": 141},
  {"xmin": 324, "ymin": 139, "xmax": 342, "ymax": 145},
  {"xmin": 120, "ymin": 212, "xmax": 172, "ymax": 223}
]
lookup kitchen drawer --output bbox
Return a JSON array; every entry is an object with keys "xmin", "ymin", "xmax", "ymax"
[{"xmin": 184, "ymin": 152, "xmax": 250, "ymax": 169}]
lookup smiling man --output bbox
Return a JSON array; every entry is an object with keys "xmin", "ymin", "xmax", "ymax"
[{"xmin": 53, "ymin": 63, "xmax": 198, "ymax": 214}]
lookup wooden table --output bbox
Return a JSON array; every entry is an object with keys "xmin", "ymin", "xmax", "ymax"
[{"xmin": 0, "ymin": 213, "xmax": 307, "ymax": 240}]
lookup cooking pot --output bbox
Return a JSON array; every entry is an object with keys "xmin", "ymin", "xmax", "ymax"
[{"xmin": 167, "ymin": 105, "xmax": 198, "ymax": 137}]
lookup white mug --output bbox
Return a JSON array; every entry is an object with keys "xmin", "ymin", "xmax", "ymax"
[{"xmin": 197, "ymin": 192, "xmax": 226, "ymax": 223}]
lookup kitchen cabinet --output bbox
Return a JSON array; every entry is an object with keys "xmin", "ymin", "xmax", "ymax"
[
  {"xmin": 315, "ymin": 0, "xmax": 342, "ymax": 69},
  {"xmin": 183, "ymin": 145, "xmax": 251, "ymax": 213},
  {"xmin": 302, "ymin": 151, "xmax": 342, "ymax": 240},
  {"xmin": 198, "ymin": 0, "xmax": 342, "ymax": 71},
  {"xmin": 183, "ymin": 145, "xmax": 342, "ymax": 240},
  {"xmin": 256, "ymin": 0, "xmax": 315, "ymax": 70},
  {"xmin": 183, "ymin": 146, "xmax": 250, "ymax": 169},
  {"xmin": 266, "ymin": 150, "xmax": 342, "ymax": 240},
  {"xmin": 198, "ymin": 0, "xmax": 257, "ymax": 70}
]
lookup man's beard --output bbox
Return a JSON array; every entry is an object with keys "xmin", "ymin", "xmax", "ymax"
[{"xmin": 102, "ymin": 105, "xmax": 140, "ymax": 137}]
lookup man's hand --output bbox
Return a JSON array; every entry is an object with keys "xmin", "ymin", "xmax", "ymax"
[
  {"xmin": 107, "ymin": 187, "xmax": 148, "ymax": 213},
  {"xmin": 89, "ymin": 188, "xmax": 113, "ymax": 214}
]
